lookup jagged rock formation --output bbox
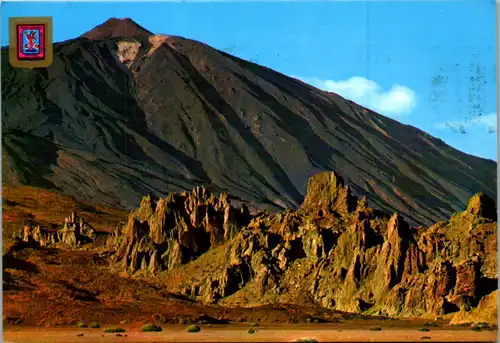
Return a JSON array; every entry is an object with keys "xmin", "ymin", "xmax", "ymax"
[
  {"xmin": 6, "ymin": 170, "xmax": 497, "ymax": 324},
  {"xmin": 16, "ymin": 224, "xmax": 57, "ymax": 247},
  {"xmin": 57, "ymin": 212, "xmax": 96, "ymax": 247},
  {"xmin": 151, "ymin": 171, "xmax": 497, "ymax": 321},
  {"xmin": 15, "ymin": 212, "xmax": 97, "ymax": 248},
  {"xmin": 112, "ymin": 187, "xmax": 251, "ymax": 274}
]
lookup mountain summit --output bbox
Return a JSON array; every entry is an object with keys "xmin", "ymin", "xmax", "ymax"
[
  {"xmin": 81, "ymin": 17, "xmax": 153, "ymax": 40},
  {"xmin": 1, "ymin": 18, "xmax": 496, "ymax": 226}
]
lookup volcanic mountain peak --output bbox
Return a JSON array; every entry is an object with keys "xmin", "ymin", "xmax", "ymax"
[
  {"xmin": 81, "ymin": 17, "xmax": 153, "ymax": 40},
  {"xmin": 1, "ymin": 18, "xmax": 496, "ymax": 228}
]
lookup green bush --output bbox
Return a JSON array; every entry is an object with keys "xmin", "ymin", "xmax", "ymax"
[
  {"xmin": 90, "ymin": 322, "xmax": 100, "ymax": 328},
  {"xmin": 419, "ymin": 328, "xmax": 430, "ymax": 332},
  {"xmin": 248, "ymin": 328, "xmax": 256, "ymax": 334},
  {"xmin": 186, "ymin": 324, "xmax": 201, "ymax": 333},
  {"xmin": 421, "ymin": 336, "xmax": 431, "ymax": 340},
  {"xmin": 76, "ymin": 322, "xmax": 88, "ymax": 328},
  {"xmin": 471, "ymin": 326, "xmax": 482, "ymax": 332},
  {"xmin": 295, "ymin": 339, "xmax": 319, "ymax": 343},
  {"xmin": 370, "ymin": 327, "xmax": 382, "ymax": 331},
  {"xmin": 306, "ymin": 317, "xmax": 323, "ymax": 324},
  {"xmin": 454, "ymin": 322, "xmax": 472, "ymax": 327},
  {"xmin": 104, "ymin": 327, "xmax": 126, "ymax": 333},
  {"xmin": 424, "ymin": 322, "xmax": 439, "ymax": 327},
  {"xmin": 141, "ymin": 323, "xmax": 163, "ymax": 332}
]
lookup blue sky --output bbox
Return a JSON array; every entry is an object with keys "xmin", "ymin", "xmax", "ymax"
[{"xmin": 2, "ymin": 0, "xmax": 497, "ymax": 161}]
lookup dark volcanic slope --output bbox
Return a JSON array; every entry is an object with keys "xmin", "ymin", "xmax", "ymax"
[{"xmin": 1, "ymin": 18, "xmax": 496, "ymax": 226}]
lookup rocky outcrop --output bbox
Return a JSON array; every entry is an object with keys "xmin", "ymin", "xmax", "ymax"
[
  {"xmin": 112, "ymin": 187, "xmax": 251, "ymax": 274},
  {"xmin": 300, "ymin": 171, "xmax": 359, "ymax": 216},
  {"xmin": 450, "ymin": 290, "xmax": 498, "ymax": 325},
  {"xmin": 466, "ymin": 193, "xmax": 497, "ymax": 221},
  {"xmin": 14, "ymin": 212, "xmax": 97, "ymax": 249},
  {"xmin": 10, "ymin": 171, "xmax": 496, "ymax": 323},
  {"xmin": 57, "ymin": 212, "xmax": 96, "ymax": 247},
  {"xmin": 158, "ymin": 172, "xmax": 497, "ymax": 323},
  {"xmin": 16, "ymin": 224, "xmax": 57, "ymax": 247}
]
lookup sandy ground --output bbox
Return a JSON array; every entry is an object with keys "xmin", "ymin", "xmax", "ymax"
[{"xmin": 3, "ymin": 325, "xmax": 498, "ymax": 342}]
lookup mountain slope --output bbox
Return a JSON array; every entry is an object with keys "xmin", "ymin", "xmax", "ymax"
[{"xmin": 1, "ymin": 18, "xmax": 496, "ymax": 226}]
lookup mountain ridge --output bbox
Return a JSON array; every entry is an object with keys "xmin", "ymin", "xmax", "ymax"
[{"xmin": 1, "ymin": 18, "xmax": 496, "ymax": 226}]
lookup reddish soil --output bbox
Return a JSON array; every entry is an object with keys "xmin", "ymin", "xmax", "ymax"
[
  {"xmin": 5, "ymin": 244, "xmax": 480, "ymax": 332},
  {"xmin": 3, "ymin": 245, "xmax": 354, "ymax": 327},
  {"xmin": 3, "ymin": 325, "xmax": 497, "ymax": 343}
]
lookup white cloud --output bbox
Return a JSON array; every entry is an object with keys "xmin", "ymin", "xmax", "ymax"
[
  {"xmin": 297, "ymin": 76, "xmax": 417, "ymax": 117},
  {"xmin": 433, "ymin": 113, "xmax": 497, "ymax": 134}
]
